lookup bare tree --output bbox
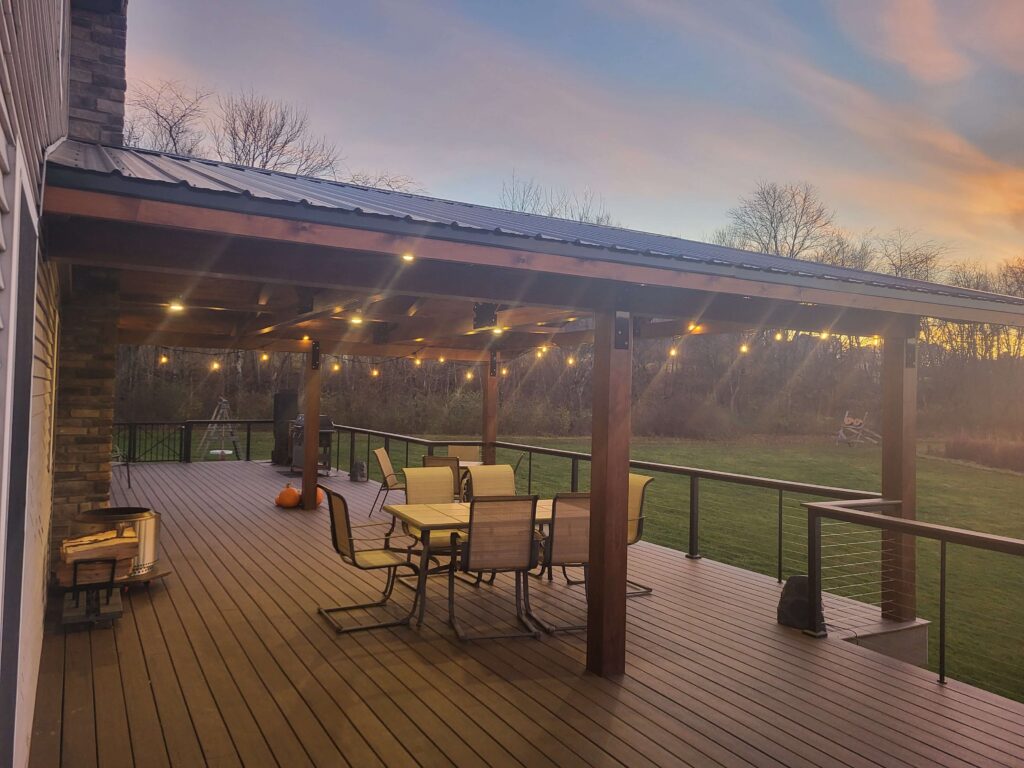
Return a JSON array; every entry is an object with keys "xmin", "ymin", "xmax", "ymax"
[
  {"xmin": 210, "ymin": 90, "xmax": 340, "ymax": 177},
  {"xmin": 814, "ymin": 230, "xmax": 877, "ymax": 271},
  {"xmin": 723, "ymin": 181, "xmax": 834, "ymax": 259},
  {"xmin": 500, "ymin": 170, "xmax": 616, "ymax": 225},
  {"xmin": 345, "ymin": 169, "xmax": 419, "ymax": 192},
  {"xmin": 875, "ymin": 229, "xmax": 948, "ymax": 281},
  {"xmin": 997, "ymin": 255, "xmax": 1024, "ymax": 298},
  {"xmin": 126, "ymin": 79, "xmax": 211, "ymax": 154}
]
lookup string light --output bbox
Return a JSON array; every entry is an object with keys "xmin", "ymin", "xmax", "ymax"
[
  {"xmin": 414, "ymin": 358, "xmax": 422, "ymax": 366},
  {"xmin": 159, "ymin": 354, "xmax": 169, "ymax": 365},
  {"xmin": 465, "ymin": 371, "xmax": 474, "ymax": 381},
  {"xmin": 302, "ymin": 335, "xmax": 310, "ymax": 341},
  {"xmin": 687, "ymin": 322, "xmax": 696, "ymax": 331},
  {"xmin": 774, "ymin": 332, "xmax": 784, "ymax": 342},
  {"xmin": 401, "ymin": 252, "xmax": 415, "ymax": 262},
  {"xmin": 492, "ymin": 328, "xmax": 503, "ymax": 336},
  {"xmin": 211, "ymin": 361, "xmax": 221, "ymax": 371},
  {"xmin": 332, "ymin": 362, "xmax": 341, "ymax": 372},
  {"xmin": 370, "ymin": 368, "xmax": 380, "ymax": 377},
  {"xmin": 669, "ymin": 348, "xmax": 678, "ymax": 357},
  {"xmin": 438, "ymin": 356, "xmax": 446, "ymax": 363},
  {"xmin": 739, "ymin": 343, "xmax": 750, "ymax": 354},
  {"xmin": 820, "ymin": 331, "xmax": 831, "ymax": 340},
  {"xmin": 350, "ymin": 314, "xmax": 364, "ymax": 325},
  {"xmin": 567, "ymin": 356, "xmax": 576, "ymax": 366},
  {"xmin": 168, "ymin": 300, "xmax": 184, "ymax": 313},
  {"xmin": 500, "ymin": 367, "xmax": 509, "ymax": 376}
]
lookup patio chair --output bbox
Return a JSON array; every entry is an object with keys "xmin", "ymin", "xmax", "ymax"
[
  {"xmin": 316, "ymin": 485, "xmax": 420, "ymax": 634},
  {"xmin": 561, "ymin": 473, "xmax": 654, "ymax": 596},
  {"xmin": 447, "ymin": 444, "xmax": 481, "ymax": 463},
  {"xmin": 465, "ymin": 464, "xmax": 518, "ymax": 585},
  {"xmin": 626, "ymin": 473, "xmax": 655, "ymax": 597},
  {"xmin": 465, "ymin": 464, "xmax": 516, "ymax": 498},
  {"xmin": 395, "ymin": 466, "xmax": 466, "ymax": 579},
  {"xmin": 448, "ymin": 495, "xmax": 541, "ymax": 640},
  {"xmin": 369, "ymin": 447, "xmax": 405, "ymax": 517},
  {"xmin": 525, "ymin": 492, "xmax": 590, "ymax": 633},
  {"xmin": 422, "ymin": 455, "xmax": 461, "ymax": 500}
]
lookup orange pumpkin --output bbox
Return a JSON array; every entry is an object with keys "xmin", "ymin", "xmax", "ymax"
[
  {"xmin": 316, "ymin": 487, "xmax": 325, "ymax": 506},
  {"xmin": 275, "ymin": 483, "xmax": 301, "ymax": 508}
]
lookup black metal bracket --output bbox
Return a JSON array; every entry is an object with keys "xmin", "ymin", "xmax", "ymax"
[
  {"xmin": 489, "ymin": 350, "xmax": 497, "ymax": 377},
  {"xmin": 614, "ymin": 311, "xmax": 631, "ymax": 350},
  {"xmin": 311, "ymin": 340, "xmax": 321, "ymax": 369}
]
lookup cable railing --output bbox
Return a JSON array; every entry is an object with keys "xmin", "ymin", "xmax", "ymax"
[{"xmin": 804, "ymin": 499, "xmax": 1024, "ymax": 698}]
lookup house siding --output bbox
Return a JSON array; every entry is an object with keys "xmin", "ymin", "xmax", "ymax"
[{"xmin": 0, "ymin": 0, "xmax": 68, "ymax": 764}]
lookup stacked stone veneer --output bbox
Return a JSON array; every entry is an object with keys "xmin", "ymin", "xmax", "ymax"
[
  {"xmin": 50, "ymin": 273, "xmax": 119, "ymax": 556},
  {"xmin": 68, "ymin": 0, "xmax": 127, "ymax": 145}
]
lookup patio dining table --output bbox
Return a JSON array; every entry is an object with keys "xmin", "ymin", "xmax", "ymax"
[{"xmin": 384, "ymin": 499, "xmax": 553, "ymax": 624}]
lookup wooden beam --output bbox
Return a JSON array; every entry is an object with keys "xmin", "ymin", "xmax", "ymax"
[
  {"xmin": 482, "ymin": 354, "xmax": 498, "ymax": 465},
  {"xmin": 587, "ymin": 308, "xmax": 631, "ymax": 677},
  {"xmin": 301, "ymin": 347, "xmax": 322, "ymax": 511},
  {"xmin": 881, "ymin": 328, "xmax": 918, "ymax": 622}
]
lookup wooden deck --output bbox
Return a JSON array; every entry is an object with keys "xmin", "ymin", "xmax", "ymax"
[{"xmin": 29, "ymin": 461, "xmax": 1024, "ymax": 768}]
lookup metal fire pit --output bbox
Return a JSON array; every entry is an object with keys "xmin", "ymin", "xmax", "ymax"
[{"xmin": 75, "ymin": 507, "xmax": 161, "ymax": 577}]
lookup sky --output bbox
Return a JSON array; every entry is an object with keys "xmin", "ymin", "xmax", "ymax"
[{"xmin": 126, "ymin": 0, "xmax": 1024, "ymax": 267}]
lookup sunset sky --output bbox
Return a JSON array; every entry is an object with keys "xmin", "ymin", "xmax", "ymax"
[{"xmin": 127, "ymin": 0, "xmax": 1024, "ymax": 267}]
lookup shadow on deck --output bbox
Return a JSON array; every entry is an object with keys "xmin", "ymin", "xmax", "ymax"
[{"xmin": 29, "ymin": 461, "xmax": 1024, "ymax": 767}]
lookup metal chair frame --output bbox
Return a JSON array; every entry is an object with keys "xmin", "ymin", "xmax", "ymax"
[{"xmin": 317, "ymin": 485, "xmax": 421, "ymax": 634}]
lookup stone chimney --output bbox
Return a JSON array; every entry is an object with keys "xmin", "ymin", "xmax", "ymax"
[{"xmin": 68, "ymin": 0, "xmax": 128, "ymax": 145}]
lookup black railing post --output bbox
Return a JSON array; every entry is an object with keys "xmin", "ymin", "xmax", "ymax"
[
  {"xmin": 405, "ymin": 442, "xmax": 410, "ymax": 469},
  {"xmin": 245, "ymin": 422, "xmax": 252, "ymax": 461},
  {"xmin": 182, "ymin": 422, "xmax": 193, "ymax": 463},
  {"xmin": 427, "ymin": 444, "xmax": 435, "ymax": 456},
  {"xmin": 570, "ymin": 457, "xmax": 579, "ymax": 492},
  {"xmin": 805, "ymin": 511, "xmax": 826, "ymax": 637},
  {"xmin": 777, "ymin": 489, "xmax": 784, "ymax": 583},
  {"xmin": 938, "ymin": 540, "xmax": 947, "ymax": 684},
  {"xmin": 127, "ymin": 423, "xmax": 137, "ymax": 464},
  {"xmin": 348, "ymin": 430, "xmax": 356, "ymax": 473},
  {"xmin": 686, "ymin": 475, "xmax": 701, "ymax": 559},
  {"xmin": 527, "ymin": 452, "xmax": 533, "ymax": 494}
]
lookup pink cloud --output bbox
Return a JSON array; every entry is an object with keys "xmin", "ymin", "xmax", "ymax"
[{"xmin": 832, "ymin": 0, "xmax": 971, "ymax": 84}]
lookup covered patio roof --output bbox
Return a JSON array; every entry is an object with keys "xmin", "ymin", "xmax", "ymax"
[
  {"xmin": 43, "ymin": 139, "xmax": 1024, "ymax": 360},
  {"xmin": 40, "ymin": 140, "xmax": 1024, "ymax": 678}
]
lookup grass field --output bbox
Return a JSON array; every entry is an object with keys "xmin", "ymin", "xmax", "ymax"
[{"xmin": 132, "ymin": 427, "xmax": 1024, "ymax": 702}]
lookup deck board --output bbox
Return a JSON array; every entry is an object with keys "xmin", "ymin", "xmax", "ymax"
[{"xmin": 28, "ymin": 461, "xmax": 1024, "ymax": 768}]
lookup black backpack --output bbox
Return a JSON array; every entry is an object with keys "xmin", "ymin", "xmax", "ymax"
[{"xmin": 777, "ymin": 575, "xmax": 824, "ymax": 631}]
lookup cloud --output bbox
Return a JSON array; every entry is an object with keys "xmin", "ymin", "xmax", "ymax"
[{"xmin": 831, "ymin": 0, "xmax": 971, "ymax": 84}]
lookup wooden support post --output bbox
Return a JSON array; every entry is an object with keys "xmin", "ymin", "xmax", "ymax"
[
  {"xmin": 301, "ymin": 343, "xmax": 322, "ymax": 510},
  {"xmin": 482, "ymin": 352, "xmax": 498, "ymax": 464},
  {"xmin": 587, "ymin": 308, "xmax": 632, "ymax": 677},
  {"xmin": 881, "ymin": 331, "xmax": 918, "ymax": 621}
]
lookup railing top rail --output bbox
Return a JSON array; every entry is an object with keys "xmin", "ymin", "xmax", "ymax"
[
  {"xmin": 494, "ymin": 441, "xmax": 876, "ymax": 499},
  {"xmin": 333, "ymin": 423, "xmax": 481, "ymax": 449},
  {"xmin": 805, "ymin": 499, "xmax": 1024, "ymax": 557},
  {"xmin": 115, "ymin": 419, "xmax": 274, "ymax": 427}
]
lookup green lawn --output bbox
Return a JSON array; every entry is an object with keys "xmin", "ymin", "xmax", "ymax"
[{"xmin": 128, "ymin": 427, "xmax": 1024, "ymax": 702}]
